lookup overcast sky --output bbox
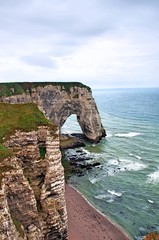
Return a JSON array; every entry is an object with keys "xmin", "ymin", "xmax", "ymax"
[{"xmin": 0, "ymin": 0, "xmax": 159, "ymax": 89}]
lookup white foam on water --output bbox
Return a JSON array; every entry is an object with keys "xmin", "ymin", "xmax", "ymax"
[
  {"xmin": 148, "ymin": 169, "xmax": 159, "ymax": 183},
  {"xmin": 106, "ymin": 158, "xmax": 147, "ymax": 175},
  {"xmin": 135, "ymin": 155, "xmax": 142, "ymax": 160},
  {"xmin": 129, "ymin": 153, "xmax": 133, "ymax": 156},
  {"xmin": 108, "ymin": 159, "xmax": 120, "ymax": 166},
  {"xmin": 94, "ymin": 194, "xmax": 108, "ymax": 200},
  {"xmin": 89, "ymin": 177, "xmax": 99, "ymax": 184},
  {"xmin": 115, "ymin": 132, "xmax": 142, "ymax": 138},
  {"xmin": 81, "ymin": 148, "xmax": 103, "ymax": 159},
  {"xmin": 125, "ymin": 162, "xmax": 146, "ymax": 171},
  {"xmin": 107, "ymin": 190, "xmax": 122, "ymax": 197},
  {"xmin": 129, "ymin": 153, "xmax": 142, "ymax": 160},
  {"xmin": 91, "ymin": 144, "xmax": 96, "ymax": 147},
  {"xmin": 81, "ymin": 148, "xmax": 90, "ymax": 155},
  {"xmin": 94, "ymin": 193, "xmax": 115, "ymax": 203},
  {"xmin": 106, "ymin": 132, "xmax": 113, "ymax": 138},
  {"xmin": 106, "ymin": 199, "xmax": 114, "ymax": 203}
]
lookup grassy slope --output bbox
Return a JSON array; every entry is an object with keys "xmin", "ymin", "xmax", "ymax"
[
  {"xmin": 0, "ymin": 82, "xmax": 91, "ymax": 97},
  {"xmin": 0, "ymin": 103, "xmax": 51, "ymax": 160}
]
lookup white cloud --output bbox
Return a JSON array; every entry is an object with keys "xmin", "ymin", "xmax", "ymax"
[
  {"xmin": 21, "ymin": 54, "xmax": 57, "ymax": 69},
  {"xmin": 0, "ymin": 0, "xmax": 159, "ymax": 88}
]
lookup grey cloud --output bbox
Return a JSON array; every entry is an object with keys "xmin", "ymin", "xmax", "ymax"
[
  {"xmin": 0, "ymin": 0, "xmax": 111, "ymax": 40},
  {"xmin": 1, "ymin": 0, "xmax": 158, "ymax": 45},
  {"xmin": 0, "ymin": 0, "xmax": 159, "ymax": 88},
  {"xmin": 21, "ymin": 54, "xmax": 57, "ymax": 69}
]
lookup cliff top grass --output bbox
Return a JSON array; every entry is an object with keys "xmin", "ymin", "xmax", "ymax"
[
  {"xmin": 0, "ymin": 102, "xmax": 51, "ymax": 160},
  {"xmin": 0, "ymin": 82, "xmax": 91, "ymax": 97}
]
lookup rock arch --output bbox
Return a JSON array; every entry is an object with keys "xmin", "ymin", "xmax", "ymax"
[
  {"xmin": 37, "ymin": 85, "xmax": 106, "ymax": 142},
  {"xmin": 0, "ymin": 83, "xmax": 106, "ymax": 142}
]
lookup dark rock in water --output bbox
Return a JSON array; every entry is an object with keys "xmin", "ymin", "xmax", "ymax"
[
  {"xmin": 92, "ymin": 162, "xmax": 101, "ymax": 167},
  {"xmin": 78, "ymin": 173, "xmax": 85, "ymax": 177},
  {"xmin": 146, "ymin": 225, "xmax": 156, "ymax": 232},
  {"xmin": 71, "ymin": 133, "xmax": 87, "ymax": 141},
  {"xmin": 139, "ymin": 227, "xmax": 148, "ymax": 235},
  {"xmin": 64, "ymin": 146, "xmax": 102, "ymax": 178},
  {"xmin": 86, "ymin": 166, "xmax": 92, "ymax": 170},
  {"xmin": 120, "ymin": 211, "xmax": 124, "ymax": 215},
  {"xmin": 68, "ymin": 157, "xmax": 77, "ymax": 161},
  {"xmin": 67, "ymin": 151, "xmax": 93, "ymax": 162},
  {"xmin": 83, "ymin": 157, "xmax": 93, "ymax": 160},
  {"xmin": 76, "ymin": 149, "xmax": 83, "ymax": 153},
  {"xmin": 60, "ymin": 134, "xmax": 85, "ymax": 149}
]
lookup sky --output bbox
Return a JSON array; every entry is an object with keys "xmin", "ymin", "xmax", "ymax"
[{"xmin": 0, "ymin": 0, "xmax": 159, "ymax": 89}]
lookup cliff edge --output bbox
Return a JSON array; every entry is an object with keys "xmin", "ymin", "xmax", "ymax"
[
  {"xmin": 0, "ymin": 103, "xmax": 67, "ymax": 240},
  {"xmin": 0, "ymin": 82, "xmax": 105, "ymax": 239},
  {"xmin": 0, "ymin": 82, "xmax": 106, "ymax": 142}
]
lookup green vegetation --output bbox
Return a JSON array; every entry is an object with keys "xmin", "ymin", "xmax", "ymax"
[
  {"xmin": 0, "ymin": 102, "xmax": 51, "ymax": 160},
  {"xmin": 0, "ymin": 144, "xmax": 12, "ymax": 160},
  {"xmin": 11, "ymin": 217, "xmax": 25, "ymax": 238},
  {"xmin": 0, "ymin": 82, "xmax": 91, "ymax": 97},
  {"xmin": 61, "ymin": 152, "xmax": 82, "ymax": 181},
  {"xmin": 39, "ymin": 146, "xmax": 46, "ymax": 159},
  {"xmin": 0, "ymin": 83, "xmax": 24, "ymax": 97}
]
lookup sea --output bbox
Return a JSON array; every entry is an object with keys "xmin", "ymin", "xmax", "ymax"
[{"xmin": 62, "ymin": 88, "xmax": 159, "ymax": 240}]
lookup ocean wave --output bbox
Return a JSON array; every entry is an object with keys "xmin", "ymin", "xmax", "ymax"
[
  {"xmin": 94, "ymin": 194, "xmax": 108, "ymax": 200},
  {"xmin": 148, "ymin": 170, "xmax": 159, "ymax": 183},
  {"xmin": 89, "ymin": 177, "xmax": 99, "ymax": 184},
  {"xmin": 107, "ymin": 190, "xmax": 122, "ymax": 197},
  {"xmin": 136, "ymin": 155, "xmax": 142, "ymax": 160},
  {"xmin": 94, "ymin": 194, "xmax": 115, "ymax": 203},
  {"xmin": 106, "ymin": 132, "xmax": 113, "ymax": 138},
  {"xmin": 115, "ymin": 132, "xmax": 142, "ymax": 138},
  {"xmin": 108, "ymin": 159, "xmax": 120, "ymax": 166},
  {"xmin": 94, "ymin": 191, "xmax": 120, "ymax": 203},
  {"xmin": 94, "ymin": 189, "xmax": 123, "ymax": 203},
  {"xmin": 81, "ymin": 148, "xmax": 90, "ymax": 155},
  {"xmin": 106, "ymin": 199, "xmax": 114, "ymax": 203},
  {"xmin": 125, "ymin": 162, "xmax": 146, "ymax": 171},
  {"xmin": 129, "ymin": 153, "xmax": 142, "ymax": 160},
  {"xmin": 81, "ymin": 148, "xmax": 103, "ymax": 159},
  {"xmin": 106, "ymin": 158, "xmax": 147, "ymax": 175}
]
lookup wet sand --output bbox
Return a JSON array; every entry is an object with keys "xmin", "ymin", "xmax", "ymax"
[{"xmin": 65, "ymin": 184, "xmax": 131, "ymax": 240}]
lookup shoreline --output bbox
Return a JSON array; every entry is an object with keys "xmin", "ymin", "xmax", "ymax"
[{"xmin": 65, "ymin": 183, "xmax": 132, "ymax": 240}]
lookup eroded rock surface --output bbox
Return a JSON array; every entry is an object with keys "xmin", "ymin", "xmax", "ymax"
[
  {"xmin": 0, "ymin": 83, "xmax": 106, "ymax": 142},
  {"xmin": 0, "ymin": 126, "xmax": 67, "ymax": 240}
]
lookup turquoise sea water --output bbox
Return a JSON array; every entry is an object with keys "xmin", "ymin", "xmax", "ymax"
[{"xmin": 62, "ymin": 88, "xmax": 159, "ymax": 240}]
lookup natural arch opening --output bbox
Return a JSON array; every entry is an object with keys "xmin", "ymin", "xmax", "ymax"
[
  {"xmin": 60, "ymin": 114, "xmax": 85, "ymax": 149},
  {"xmin": 61, "ymin": 114, "xmax": 82, "ymax": 135}
]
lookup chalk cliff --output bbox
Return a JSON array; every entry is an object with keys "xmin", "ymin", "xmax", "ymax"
[
  {"xmin": 0, "ymin": 126, "xmax": 67, "ymax": 240},
  {"xmin": 0, "ymin": 82, "xmax": 106, "ymax": 142},
  {"xmin": 0, "ymin": 82, "xmax": 105, "ymax": 239}
]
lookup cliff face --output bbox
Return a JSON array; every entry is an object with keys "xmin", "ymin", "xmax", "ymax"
[
  {"xmin": 0, "ymin": 83, "xmax": 106, "ymax": 142},
  {"xmin": 0, "ymin": 126, "xmax": 67, "ymax": 240},
  {"xmin": 0, "ymin": 82, "xmax": 105, "ymax": 239}
]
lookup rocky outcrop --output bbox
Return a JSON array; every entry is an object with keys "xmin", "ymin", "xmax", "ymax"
[
  {"xmin": 0, "ymin": 83, "xmax": 106, "ymax": 142},
  {"xmin": 0, "ymin": 126, "xmax": 67, "ymax": 240}
]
